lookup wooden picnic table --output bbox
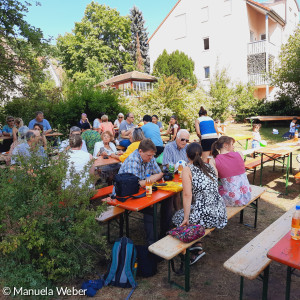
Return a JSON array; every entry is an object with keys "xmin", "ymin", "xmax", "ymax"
[
  {"xmin": 267, "ymin": 232, "xmax": 300, "ymax": 300},
  {"xmin": 230, "ymin": 134, "xmax": 253, "ymax": 150},
  {"xmin": 254, "ymin": 140, "xmax": 300, "ymax": 193},
  {"xmin": 246, "ymin": 116, "xmax": 300, "ymax": 127},
  {"xmin": 0, "ymin": 132, "xmax": 63, "ymax": 141},
  {"xmin": 93, "ymin": 156, "xmax": 120, "ymax": 168}
]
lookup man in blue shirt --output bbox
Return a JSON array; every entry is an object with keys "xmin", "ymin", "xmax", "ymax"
[
  {"xmin": 28, "ymin": 111, "xmax": 52, "ymax": 134},
  {"xmin": 141, "ymin": 115, "xmax": 164, "ymax": 156}
]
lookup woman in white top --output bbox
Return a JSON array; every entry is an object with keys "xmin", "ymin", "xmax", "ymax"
[
  {"xmin": 93, "ymin": 131, "xmax": 119, "ymax": 158},
  {"xmin": 63, "ymin": 135, "xmax": 94, "ymax": 189}
]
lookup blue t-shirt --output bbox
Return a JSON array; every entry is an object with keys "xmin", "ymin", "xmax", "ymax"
[
  {"xmin": 2, "ymin": 125, "xmax": 13, "ymax": 134},
  {"xmin": 197, "ymin": 116, "xmax": 218, "ymax": 139},
  {"xmin": 142, "ymin": 122, "xmax": 163, "ymax": 147},
  {"xmin": 28, "ymin": 119, "xmax": 52, "ymax": 131}
]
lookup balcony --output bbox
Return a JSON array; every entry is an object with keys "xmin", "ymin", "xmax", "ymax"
[
  {"xmin": 248, "ymin": 73, "xmax": 269, "ymax": 86},
  {"xmin": 247, "ymin": 40, "xmax": 277, "ymax": 57}
]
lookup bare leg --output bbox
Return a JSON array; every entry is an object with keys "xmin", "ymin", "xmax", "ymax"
[{"xmin": 202, "ymin": 151, "xmax": 210, "ymax": 163}]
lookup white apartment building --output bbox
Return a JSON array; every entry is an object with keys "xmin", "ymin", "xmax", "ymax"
[{"xmin": 148, "ymin": 0, "xmax": 299, "ymax": 100}]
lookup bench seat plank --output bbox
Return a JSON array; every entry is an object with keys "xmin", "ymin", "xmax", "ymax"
[
  {"xmin": 149, "ymin": 185, "xmax": 265, "ymax": 260},
  {"xmin": 95, "ymin": 206, "xmax": 125, "ymax": 222},
  {"xmin": 223, "ymin": 201, "xmax": 299, "ymax": 280},
  {"xmin": 245, "ymin": 155, "xmax": 281, "ymax": 170},
  {"xmin": 91, "ymin": 185, "xmax": 113, "ymax": 200}
]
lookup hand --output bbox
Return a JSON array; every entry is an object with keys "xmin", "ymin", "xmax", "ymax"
[
  {"xmin": 116, "ymin": 150, "xmax": 123, "ymax": 155},
  {"xmin": 180, "ymin": 219, "xmax": 189, "ymax": 226},
  {"xmin": 101, "ymin": 151, "xmax": 108, "ymax": 156}
]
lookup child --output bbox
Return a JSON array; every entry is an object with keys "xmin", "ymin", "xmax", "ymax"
[
  {"xmin": 289, "ymin": 117, "xmax": 298, "ymax": 139},
  {"xmin": 252, "ymin": 124, "xmax": 261, "ymax": 149},
  {"xmin": 214, "ymin": 118, "xmax": 225, "ymax": 137}
]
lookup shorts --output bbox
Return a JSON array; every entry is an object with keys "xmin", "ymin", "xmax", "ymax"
[
  {"xmin": 252, "ymin": 141, "xmax": 260, "ymax": 149},
  {"xmin": 201, "ymin": 138, "xmax": 218, "ymax": 152}
]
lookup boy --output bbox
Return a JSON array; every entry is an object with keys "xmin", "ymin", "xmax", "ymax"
[{"xmin": 289, "ymin": 117, "xmax": 298, "ymax": 138}]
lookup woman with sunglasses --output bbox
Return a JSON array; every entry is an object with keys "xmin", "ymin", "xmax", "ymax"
[
  {"xmin": 114, "ymin": 113, "xmax": 124, "ymax": 129},
  {"xmin": 2, "ymin": 116, "xmax": 15, "ymax": 137}
]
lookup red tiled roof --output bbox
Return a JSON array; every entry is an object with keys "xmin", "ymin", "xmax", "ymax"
[
  {"xmin": 95, "ymin": 71, "xmax": 157, "ymax": 87},
  {"xmin": 247, "ymin": 0, "xmax": 271, "ymax": 12}
]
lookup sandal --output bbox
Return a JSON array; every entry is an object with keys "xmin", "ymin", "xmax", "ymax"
[{"xmin": 190, "ymin": 250, "xmax": 206, "ymax": 265}]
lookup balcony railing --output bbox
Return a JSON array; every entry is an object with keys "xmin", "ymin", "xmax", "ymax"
[
  {"xmin": 247, "ymin": 40, "xmax": 277, "ymax": 57},
  {"xmin": 248, "ymin": 73, "xmax": 270, "ymax": 86}
]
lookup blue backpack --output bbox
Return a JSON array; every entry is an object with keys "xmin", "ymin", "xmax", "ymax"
[{"xmin": 104, "ymin": 237, "xmax": 137, "ymax": 298}]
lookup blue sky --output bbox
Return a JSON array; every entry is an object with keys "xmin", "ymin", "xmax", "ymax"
[{"xmin": 23, "ymin": 0, "xmax": 299, "ymax": 44}]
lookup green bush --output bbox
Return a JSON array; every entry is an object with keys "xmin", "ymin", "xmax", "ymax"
[{"xmin": 0, "ymin": 148, "xmax": 108, "ymax": 292}]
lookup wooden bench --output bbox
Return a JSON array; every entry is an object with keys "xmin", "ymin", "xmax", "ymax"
[
  {"xmin": 95, "ymin": 206, "xmax": 125, "ymax": 243},
  {"xmin": 148, "ymin": 185, "xmax": 266, "ymax": 292},
  {"xmin": 245, "ymin": 154, "xmax": 282, "ymax": 184},
  {"xmin": 223, "ymin": 201, "xmax": 300, "ymax": 300},
  {"xmin": 90, "ymin": 185, "xmax": 113, "ymax": 200}
]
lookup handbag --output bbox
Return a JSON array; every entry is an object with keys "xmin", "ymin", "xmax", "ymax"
[{"xmin": 167, "ymin": 224, "xmax": 205, "ymax": 243}]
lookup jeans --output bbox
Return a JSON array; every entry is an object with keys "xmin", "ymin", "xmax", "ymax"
[{"xmin": 119, "ymin": 139, "xmax": 131, "ymax": 149}]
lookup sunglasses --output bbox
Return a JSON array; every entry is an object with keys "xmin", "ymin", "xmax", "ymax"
[
  {"xmin": 180, "ymin": 138, "xmax": 189, "ymax": 142},
  {"xmin": 118, "ymin": 117, "xmax": 123, "ymax": 119},
  {"xmin": 8, "ymin": 120, "xmax": 14, "ymax": 122}
]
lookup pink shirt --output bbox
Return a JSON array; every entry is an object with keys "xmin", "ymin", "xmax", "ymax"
[
  {"xmin": 215, "ymin": 152, "xmax": 245, "ymax": 179},
  {"xmin": 99, "ymin": 122, "xmax": 114, "ymax": 135}
]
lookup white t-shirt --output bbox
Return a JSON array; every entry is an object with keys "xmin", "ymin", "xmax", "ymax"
[
  {"xmin": 290, "ymin": 121, "xmax": 296, "ymax": 133},
  {"xmin": 93, "ymin": 118, "xmax": 101, "ymax": 129},
  {"xmin": 114, "ymin": 119, "xmax": 121, "ymax": 129},
  {"xmin": 59, "ymin": 139, "xmax": 88, "ymax": 153},
  {"xmin": 63, "ymin": 149, "xmax": 93, "ymax": 189},
  {"xmin": 252, "ymin": 131, "xmax": 261, "ymax": 142},
  {"xmin": 93, "ymin": 141, "xmax": 117, "ymax": 158}
]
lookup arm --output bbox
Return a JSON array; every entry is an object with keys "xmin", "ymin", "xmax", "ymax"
[
  {"xmin": 166, "ymin": 123, "xmax": 172, "ymax": 135},
  {"xmin": 195, "ymin": 119, "xmax": 201, "ymax": 138},
  {"xmin": 89, "ymin": 155, "xmax": 95, "ymax": 175},
  {"xmin": 214, "ymin": 122, "xmax": 219, "ymax": 135},
  {"xmin": 180, "ymin": 166, "xmax": 193, "ymax": 226},
  {"xmin": 209, "ymin": 157, "xmax": 218, "ymax": 178},
  {"xmin": 12, "ymin": 127, "xmax": 18, "ymax": 141},
  {"xmin": 139, "ymin": 172, "xmax": 163, "ymax": 187},
  {"xmin": 172, "ymin": 126, "xmax": 178, "ymax": 141}
]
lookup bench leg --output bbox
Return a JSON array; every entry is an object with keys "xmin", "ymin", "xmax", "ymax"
[
  {"xmin": 119, "ymin": 214, "xmax": 124, "ymax": 237},
  {"xmin": 262, "ymin": 265, "xmax": 270, "ymax": 300},
  {"xmin": 240, "ymin": 198, "xmax": 258, "ymax": 229},
  {"xmin": 286, "ymin": 266, "xmax": 293, "ymax": 300},
  {"xmin": 252, "ymin": 167, "xmax": 256, "ymax": 184},
  {"xmin": 239, "ymin": 209, "xmax": 244, "ymax": 225},
  {"xmin": 240, "ymin": 276, "xmax": 244, "ymax": 300},
  {"xmin": 125, "ymin": 211, "xmax": 130, "ymax": 238}
]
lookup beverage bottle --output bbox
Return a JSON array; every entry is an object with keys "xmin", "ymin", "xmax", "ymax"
[
  {"xmin": 169, "ymin": 164, "xmax": 175, "ymax": 174},
  {"xmin": 146, "ymin": 174, "xmax": 152, "ymax": 198},
  {"xmin": 291, "ymin": 205, "xmax": 300, "ymax": 240},
  {"xmin": 178, "ymin": 160, "xmax": 183, "ymax": 181},
  {"xmin": 294, "ymin": 129, "xmax": 298, "ymax": 142}
]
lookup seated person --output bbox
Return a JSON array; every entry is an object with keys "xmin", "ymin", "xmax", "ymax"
[
  {"xmin": 99, "ymin": 115, "xmax": 115, "ymax": 136},
  {"xmin": 62, "ymin": 135, "xmax": 95, "ymax": 189},
  {"xmin": 93, "ymin": 112, "xmax": 105, "ymax": 132},
  {"xmin": 5, "ymin": 126, "xmax": 29, "ymax": 165},
  {"xmin": 118, "ymin": 112, "xmax": 135, "ymax": 149},
  {"xmin": 12, "ymin": 117, "xmax": 24, "ymax": 142},
  {"xmin": 81, "ymin": 123, "xmax": 101, "ymax": 154},
  {"xmin": 11, "ymin": 131, "xmax": 47, "ymax": 165},
  {"xmin": 33, "ymin": 124, "xmax": 47, "ymax": 149},
  {"xmin": 152, "ymin": 115, "xmax": 163, "ymax": 132},
  {"xmin": 111, "ymin": 128, "xmax": 144, "ymax": 163},
  {"xmin": 166, "ymin": 115, "xmax": 180, "ymax": 141},
  {"xmin": 93, "ymin": 131, "xmax": 118, "ymax": 158},
  {"xmin": 172, "ymin": 142, "xmax": 227, "ymax": 265},
  {"xmin": 114, "ymin": 113, "xmax": 124, "ymax": 129},
  {"xmin": 141, "ymin": 115, "xmax": 164, "ymax": 156},
  {"xmin": 1, "ymin": 116, "xmax": 15, "ymax": 151},
  {"xmin": 209, "ymin": 136, "xmax": 251, "ymax": 207},
  {"xmin": 117, "ymin": 139, "xmax": 163, "ymax": 245},
  {"xmin": 78, "ymin": 113, "xmax": 91, "ymax": 129},
  {"xmin": 28, "ymin": 111, "xmax": 52, "ymax": 134},
  {"xmin": 252, "ymin": 124, "xmax": 261, "ymax": 149},
  {"xmin": 59, "ymin": 126, "xmax": 88, "ymax": 153}
]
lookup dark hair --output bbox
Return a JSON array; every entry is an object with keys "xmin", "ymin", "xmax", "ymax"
[
  {"xmin": 252, "ymin": 123, "xmax": 261, "ymax": 131},
  {"xmin": 81, "ymin": 122, "xmax": 91, "ymax": 130},
  {"xmin": 138, "ymin": 138, "xmax": 157, "ymax": 153},
  {"xmin": 292, "ymin": 117, "xmax": 298, "ymax": 121},
  {"xmin": 198, "ymin": 106, "xmax": 207, "ymax": 117},
  {"xmin": 125, "ymin": 113, "xmax": 133, "ymax": 119},
  {"xmin": 152, "ymin": 115, "xmax": 159, "ymax": 120},
  {"xmin": 99, "ymin": 112, "xmax": 105, "ymax": 118},
  {"xmin": 186, "ymin": 143, "xmax": 214, "ymax": 180},
  {"xmin": 143, "ymin": 115, "xmax": 152, "ymax": 122},
  {"xmin": 33, "ymin": 123, "xmax": 44, "ymax": 132},
  {"xmin": 69, "ymin": 134, "xmax": 82, "ymax": 148},
  {"xmin": 214, "ymin": 118, "xmax": 220, "ymax": 123},
  {"xmin": 35, "ymin": 111, "xmax": 43, "ymax": 117},
  {"xmin": 211, "ymin": 136, "xmax": 235, "ymax": 158}
]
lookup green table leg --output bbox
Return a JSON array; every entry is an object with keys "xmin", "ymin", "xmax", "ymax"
[
  {"xmin": 260, "ymin": 153, "xmax": 264, "ymax": 187},
  {"xmin": 286, "ymin": 266, "xmax": 292, "ymax": 300},
  {"xmin": 285, "ymin": 154, "xmax": 291, "ymax": 194},
  {"xmin": 245, "ymin": 138, "xmax": 249, "ymax": 150},
  {"xmin": 153, "ymin": 203, "xmax": 158, "ymax": 241}
]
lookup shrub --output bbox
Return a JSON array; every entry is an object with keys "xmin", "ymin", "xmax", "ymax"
[{"xmin": 0, "ymin": 147, "xmax": 108, "ymax": 292}]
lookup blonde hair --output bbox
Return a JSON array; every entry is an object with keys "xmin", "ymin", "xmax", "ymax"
[
  {"xmin": 101, "ymin": 115, "xmax": 108, "ymax": 122},
  {"xmin": 101, "ymin": 130, "xmax": 114, "ymax": 141}
]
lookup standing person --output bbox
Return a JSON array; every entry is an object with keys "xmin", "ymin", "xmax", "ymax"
[
  {"xmin": 252, "ymin": 124, "xmax": 261, "ymax": 149},
  {"xmin": 99, "ymin": 115, "xmax": 115, "ymax": 136},
  {"xmin": 63, "ymin": 135, "xmax": 95, "ymax": 189},
  {"xmin": 195, "ymin": 106, "xmax": 219, "ymax": 163},
  {"xmin": 114, "ymin": 113, "xmax": 124, "ymax": 129},
  {"xmin": 214, "ymin": 119, "xmax": 225, "ymax": 137},
  {"xmin": 172, "ymin": 142, "xmax": 227, "ymax": 265},
  {"xmin": 78, "ymin": 113, "xmax": 91, "ymax": 129},
  {"xmin": 166, "ymin": 115, "xmax": 180, "ymax": 141},
  {"xmin": 289, "ymin": 117, "xmax": 298, "ymax": 138},
  {"xmin": 152, "ymin": 115, "xmax": 163, "ymax": 132},
  {"xmin": 210, "ymin": 136, "xmax": 251, "ymax": 206},
  {"xmin": 59, "ymin": 126, "xmax": 88, "ymax": 153},
  {"xmin": 93, "ymin": 112, "xmax": 105, "ymax": 132},
  {"xmin": 117, "ymin": 139, "xmax": 163, "ymax": 245},
  {"xmin": 28, "ymin": 111, "xmax": 52, "ymax": 134},
  {"xmin": 81, "ymin": 123, "xmax": 101, "ymax": 154},
  {"xmin": 141, "ymin": 115, "xmax": 164, "ymax": 156},
  {"xmin": 118, "ymin": 112, "xmax": 135, "ymax": 149}
]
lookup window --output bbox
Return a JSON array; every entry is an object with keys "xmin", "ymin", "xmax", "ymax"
[
  {"xmin": 260, "ymin": 33, "xmax": 266, "ymax": 41},
  {"xmin": 174, "ymin": 13, "xmax": 187, "ymax": 39},
  {"xmin": 224, "ymin": 0, "xmax": 232, "ymax": 16},
  {"xmin": 200, "ymin": 7, "xmax": 209, "ymax": 23},
  {"xmin": 204, "ymin": 67, "xmax": 210, "ymax": 79},
  {"xmin": 203, "ymin": 38, "xmax": 209, "ymax": 50}
]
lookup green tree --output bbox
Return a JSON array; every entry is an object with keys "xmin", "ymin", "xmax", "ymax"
[
  {"xmin": 129, "ymin": 6, "xmax": 150, "ymax": 73},
  {"xmin": 57, "ymin": 2, "xmax": 134, "ymax": 84},
  {"xmin": 0, "ymin": 0, "xmax": 46, "ymax": 102},
  {"xmin": 270, "ymin": 26, "xmax": 300, "ymax": 104},
  {"xmin": 153, "ymin": 50, "xmax": 197, "ymax": 85}
]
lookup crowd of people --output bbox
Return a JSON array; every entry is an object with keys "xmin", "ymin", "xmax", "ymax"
[{"xmin": 1, "ymin": 107, "xmax": 254, "ymax": 265}]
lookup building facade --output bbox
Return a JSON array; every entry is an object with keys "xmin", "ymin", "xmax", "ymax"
[{"xmin": 148, "ymin": 0, "xmax": 299, "ymax": 99}]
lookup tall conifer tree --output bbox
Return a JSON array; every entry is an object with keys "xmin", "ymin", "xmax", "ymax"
[{"xmin": 129, "ymin": 6, "xmax": 150, "ymax": 73}]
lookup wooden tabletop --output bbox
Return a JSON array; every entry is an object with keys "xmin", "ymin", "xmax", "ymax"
[
  {"xmin": 94, "ymin": 156, "xmax": 120, "ymax": 167},
  {"xmin": 230, "ymin": 134, "xmax": 253, "ymax": 141},
  {"xmin": 103, "ymin": 188, "xmax": 175, "ymax": 211},
  {"xmin": 267, "ymin": 232, "xmax": 300, "ymax": 270},
  {"xmin": 0, "ymin": 136, "xmax": 13, "ymax": 141},
  {"xmin": 45, "ymin": 132, "xmax": 63, "ymax": 137},
  {"xmin": 255, "ymin": 141, "xmax": 300, "ymax": 156},
  {"xmin": 247, "ymin": 116, "xmax": 300, "ymax": 121}
]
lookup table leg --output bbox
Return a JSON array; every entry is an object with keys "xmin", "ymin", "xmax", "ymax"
[
  {"xmin": 153, "ymin": 203, "xmax": 158, "ymax": 242},
  {"xmin": 262, "ymin": 265, "xmax": 270, "ymax": 300},
  {"xmin": 290, "ymin": 152, "xmax": 293, "ymax": 173},
  {"xmin": 245, "ymin": 138, "xmax": 249, "ymax": 150},
  {"xmin": 125, "ymin": 211, "xmax": 129, "ymax": 238},
  {"xmin": 285, "ymin": 153, "xmax": 291, "ymax": 194},
  {"xmin": 286, "ymin": 266, "xmax": 292, "ymax": 300},
  {"xmin": 260, "ymin": 153, "xmax": 264, "ymax": 187}
]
